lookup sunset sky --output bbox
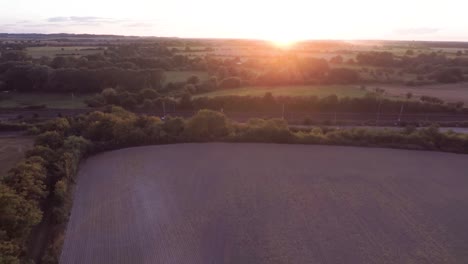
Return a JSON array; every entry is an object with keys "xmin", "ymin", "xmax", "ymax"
[{"xmin": 1, "ymin": 0, "xmax": 466, "ymax": 41}]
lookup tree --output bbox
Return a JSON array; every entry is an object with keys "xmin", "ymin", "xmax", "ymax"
[
  {"xmin": 41, "ymin": 118, "xmax": 71, "ymax": 134},
  {"xmin": 162, "ymin": 117, "xmax": 185, "ymax": 137},
  {"xmin": 0, "ymin": 184, "xmax": 42, "ymax": 262},
  {"xmin": 4, "ymin": 159, "xmax": 48, "ymax": 202},
  {"xmin": 330, "ymin": 55, "xmax": 344, "ymax": 64},
  {"xmin": 179, "ymin": 93, "xmax": 193, "ymax": 109},
  {"xmin": 139, "ymin": 88, "xmax": 159, "ymax": 100},
  {"xmin": 218, "ymin": 77, "xmax": 241, "ymax": 89},
  {"xmin": 327, "ymin": 68, "xmax": 360, "ymax": 84},
  {"xmin": 101, "ymin": 88, "xmax": 118, "ymax": 104},
  {"xmin": 0, "ymin": 51, "xmax": 30, "ymax": 62},
  {"xmin": 432, "ymin": 68, "xmax": 464, "ymax": 83},
  {"xmin": 185, "ymin": 110, "xmax": 230, "ymax": 140},
  {"xmin": 187, "ymin": 75, "xmax": 200, "ymax": 85},
  {"xmin": 405, "ymin": 50, "xmax": 414, "ymax": 56},
  {"xmin": 35, "ymin": 131, "xmax": 64, "ymax": 149}
]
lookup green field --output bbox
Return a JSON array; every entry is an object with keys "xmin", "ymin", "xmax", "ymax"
[
  {"xmin": 195, "ymin": 85, "xmax": 375, "ymax": 98},
  {"xmin": 0, "ymin": 92, "xmax": 91, "ymax": 109},
  {"xmin": 26, "ymin": 46, "xmax": 104, "ymax": 58},
  {"xmin": 165, "ymin": 71, "xmax": 210, "ymax": 84}
]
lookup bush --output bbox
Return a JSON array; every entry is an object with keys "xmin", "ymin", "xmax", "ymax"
[
  {"xmin": 185, "ymin": 110, "xmax": 230, "ymax": 140},
  {"xmin": 420, "ymin": 96, "xmax": 444, "ymax": 105},
  {"xmin": 235, "ymin": 118, "xmax": 293, "ymax": 143}
]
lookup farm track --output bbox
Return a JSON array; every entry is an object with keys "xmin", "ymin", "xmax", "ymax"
[{"xmin": 61, "ymin": 143, "xmax": 468, "ymax": 264}]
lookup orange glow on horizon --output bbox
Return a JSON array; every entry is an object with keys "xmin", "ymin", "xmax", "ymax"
[{"xmin": 270, "ymin": 38, "xmax": 298, "ymax": 49}]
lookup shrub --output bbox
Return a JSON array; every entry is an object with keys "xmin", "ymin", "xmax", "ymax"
[
  {"xmin": 235, "ymin": 118, "xmax": 293, "ymax": 143},
  {"xmin": 185, "ymin": 110, "xmax": 230, "ymax": 140}
]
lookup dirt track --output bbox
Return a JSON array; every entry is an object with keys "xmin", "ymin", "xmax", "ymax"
[{"xmin": 61, "ymin": 144, "xmax": 468, "ymax": 264}]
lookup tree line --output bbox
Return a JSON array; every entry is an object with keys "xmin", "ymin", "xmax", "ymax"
[
  {"xmin": 0, "ymin": 63, "xmax": 165, "ymax": 92},
  {"xmin": 88, "ymin": 87, "xmax": 465, "ymax": 114},
  {"xmin": 0, "ymin": 118, "xmax": 90, "ymax": 263}
]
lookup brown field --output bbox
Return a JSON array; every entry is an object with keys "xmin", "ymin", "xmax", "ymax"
[
  {"xmin": 61, "ymin": 143, "xmax": 468, "ymax": 264},
  {"xmin": 0, "ymin": 134, "xmax": 33, "ymax": 176}
]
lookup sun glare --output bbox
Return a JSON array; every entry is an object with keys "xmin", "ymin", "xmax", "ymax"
[{"xmin": 271, "ymin": 38, "xmax": 297, "ymax": 49}]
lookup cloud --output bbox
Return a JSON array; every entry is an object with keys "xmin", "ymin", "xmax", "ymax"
[
  {"xmin": 47, "ymin": 16, "xmax": 112, "ymax": 23},
  {"xmin": 125, "ymin": 22, "xmax": 153, "ymax": 28},
  {"xmin": 394, "ymin": 27, "xmax": 440, "ymax": 35},
  {"xmin": 1, "ymin": 17, "xmax": 161, "ymax": 35},
  {"xmin": 47, "ymin": 17, "xmax": 70, "ymax": 23}
]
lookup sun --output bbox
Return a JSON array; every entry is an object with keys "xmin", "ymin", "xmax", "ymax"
[
  {"xmin": 268, "ymin": 35, "xmax": 300, "ymax": 49},
  {"xmin": 269, "ymin": 38, "xmax": 298, "ymax": 49},
  {"xmin": 271, "ymin": 39, "xmax": 296, "ymax": 49}
]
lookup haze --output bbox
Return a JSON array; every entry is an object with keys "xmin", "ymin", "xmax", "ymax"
[{"xmin": 1, "ymin": 0, "xmax": 467, "ymax": 41}]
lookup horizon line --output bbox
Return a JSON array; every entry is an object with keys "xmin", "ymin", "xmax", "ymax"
[{"xmin": 1, "ymin": 32, "xmax": 468, "ymax": 43}]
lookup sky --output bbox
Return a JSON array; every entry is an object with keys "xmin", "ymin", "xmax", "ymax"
[{"xmin": 0, "ymin": 0, "xmax": 467, "ymax": 41}]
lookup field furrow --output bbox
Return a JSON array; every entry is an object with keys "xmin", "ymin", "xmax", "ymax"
[{"xmin": 60, "ymin": 144, "xmax": 468, "ymax": 264}]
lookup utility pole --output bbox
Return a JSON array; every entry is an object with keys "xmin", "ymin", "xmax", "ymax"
[
  {"xmin": 282, "ymin": 103, "xmax": 285, "ymax": 120},
  {"xmin": 162, "ymin": 101, "xmax": 166, "ymax": 117},
  {"xmin": 376, "ymin": 99, "xmax": 382, "ymax": 126},
  {"xmin": 398, "ymin": 103, "xmax": 404, "ymax": 124}
]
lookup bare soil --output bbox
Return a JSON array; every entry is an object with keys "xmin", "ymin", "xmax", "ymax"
[{"xmin": 61, "ymin": 143, "xmax": 468, "ymax": 264}]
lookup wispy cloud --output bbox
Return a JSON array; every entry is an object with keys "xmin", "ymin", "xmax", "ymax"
[
  {"xmin": 47, "ymin": 16, "xmax": 112, "ymax": 23},
  {"xmin": 0, "ymin": 17, "xmax": 162, "ymax": 35},
  {"xmin": 125, "ymin": 22, "xmax": 153, "ymax": 28},
  {"xmin": 47, "ymin": 17, "xmax": 69, "ymax": 23},
  {"xmin": 394, "ymin": 27, "xmax": 440, "ymax": 35}
]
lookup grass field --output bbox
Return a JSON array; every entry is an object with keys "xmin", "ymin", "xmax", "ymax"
[
  {"xmin": 196, "ymin": 85, "xmax": 373, "ymax": 98},
  {"xmin": 0, "ymin": 135, "xmax": 33, "ymax": 177},
  {"xmin": 381, "ymin": 82, "xmax": 468, "ymax": 103},
  {"xmin": 26, "ymin": 46, "xmax": 104, "ymax": 58},
  {"xmin": 61, "ymin": 143, "xmax": 468, "ymax": 264},
  {"xmin": 165, "ymin": 71, "xmax": 209, "ymax": 84},
  {"xmin": 0, "ymin": 92, "xmax": 91, "ymax": 109}
]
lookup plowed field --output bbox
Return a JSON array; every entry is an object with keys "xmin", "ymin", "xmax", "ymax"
[{"xmin": 61, "ymin": 144, "xmax": 468, "ymax": 264}]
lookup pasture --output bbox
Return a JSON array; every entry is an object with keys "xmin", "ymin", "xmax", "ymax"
[
  {"xmin": 164, "ymin": 71, "xmax": 209, "ymax": 84},
  {"xmin": 0, "ymin": 135, "xmax": 33, "ymax": 177},
  {"xmin": 382, "ymin": 82, "xmax": 468, "ymax": 104},
  {"xmin": 26, "ymin": 46, "xmax": 104, "ymax": 58},
  {"xmin": 61, "ymin": 143, "xmax": 468, "ymax": 264},
  {"xmin": 196, "ymin": 85, "xmax": 374, "ymax": 98}
]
